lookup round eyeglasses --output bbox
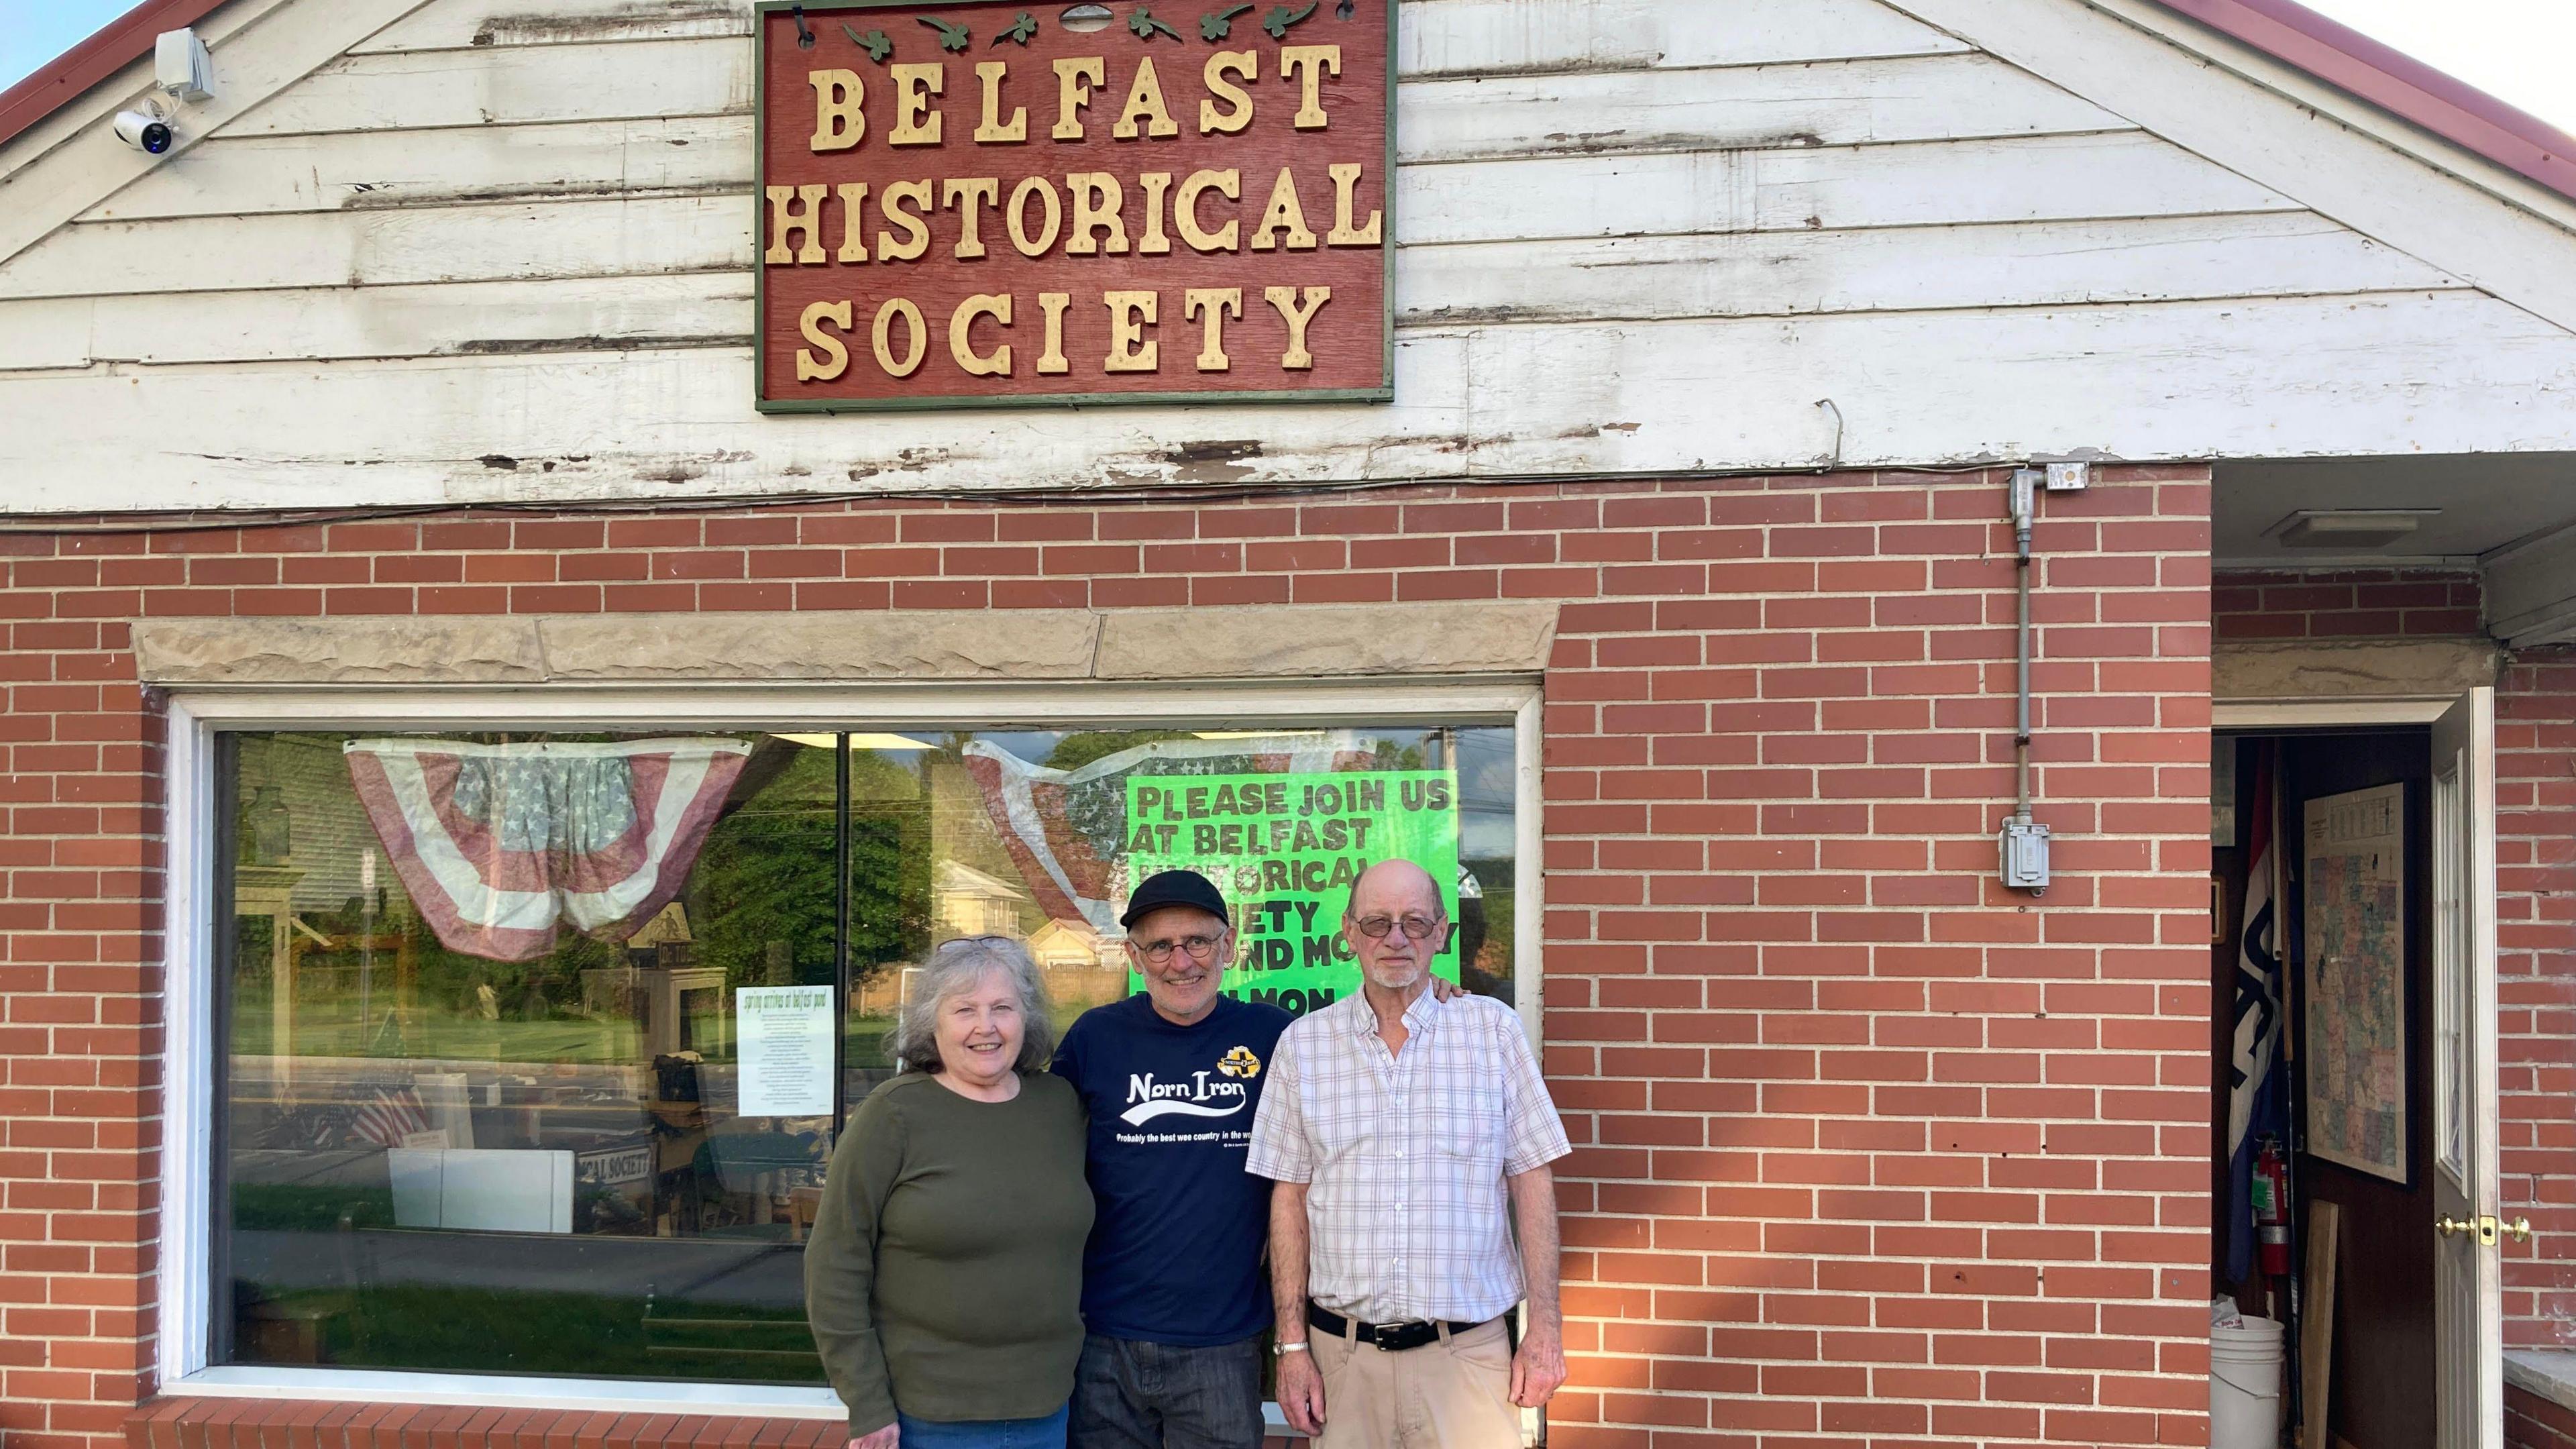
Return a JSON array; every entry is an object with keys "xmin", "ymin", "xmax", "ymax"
[
  {"xmin": 1351, "ymin": 914, "xmax": 1444, "ymax": 941},
  {"xmin": 1131, "ymin": 934, "xmax": 1224, "ymax": 965}
]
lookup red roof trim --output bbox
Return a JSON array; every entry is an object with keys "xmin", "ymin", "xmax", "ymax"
[
  {"xmin": 2153, "ymin": 0, "xmax": 2576, "ymax": 205},
  {"xmin": 0, "ymin": 0, "xmax": 229, "ymax": 154}
]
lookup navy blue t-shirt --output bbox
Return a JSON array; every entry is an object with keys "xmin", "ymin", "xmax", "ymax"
[{"xmin": 1051, "ymin": 993, "xmax": 1292, "ymax": 1346}]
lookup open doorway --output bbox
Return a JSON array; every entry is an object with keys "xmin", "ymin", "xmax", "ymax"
[
  {"xmin": 2214, "ymin": 729, "xmax": 2430, "ymax": 1448},
  {"xmin": 2212, "ymin": 692, "xmax": 2502, "ymax": 1449}
]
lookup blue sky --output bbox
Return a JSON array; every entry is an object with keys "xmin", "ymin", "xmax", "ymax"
[
  {"xmin": 3, "ymin": 0, "xmax": 2574, "ymax": 131},
  {"xmin": 0, "ymin": 0, "xmax": 132, "ymax": 97}
]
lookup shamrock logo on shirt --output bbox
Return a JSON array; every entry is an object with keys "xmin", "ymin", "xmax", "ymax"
[{"xmin": 1218, "ymin": 1045, "xmax": 1263, "ymax": 1079}]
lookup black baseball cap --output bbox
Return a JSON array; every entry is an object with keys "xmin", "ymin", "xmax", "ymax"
[{"xmin": 1120, "ymin": 869, "xmax": 1228, "ymax": 930}]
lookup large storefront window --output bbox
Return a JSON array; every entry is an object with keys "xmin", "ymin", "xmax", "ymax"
[{"xmin": 215, "ymin": 722, "xmax": 1517, "ymax": 1383}]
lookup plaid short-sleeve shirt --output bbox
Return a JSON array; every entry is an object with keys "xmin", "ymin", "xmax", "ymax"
[{"xmin": 1246, "ymin": 987, "xmax": 1570, "ymax": 1326}]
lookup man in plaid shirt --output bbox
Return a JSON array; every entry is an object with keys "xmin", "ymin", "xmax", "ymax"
[{"xmin": 1247, "ymin": 859, "xmax": 1571, "ymax": 1448}]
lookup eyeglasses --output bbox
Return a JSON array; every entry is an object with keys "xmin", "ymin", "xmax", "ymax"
[
  {"xmin": 1351, "ymin": 914, "xmax": 1445, "ymax": 941},
  {"xmin": 1131, "ymin": 934, "xmax": 1224, "ymax": 965}
]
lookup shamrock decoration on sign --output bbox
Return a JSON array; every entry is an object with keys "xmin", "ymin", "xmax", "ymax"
[
  {"xmin": 918, "ymin": 14, "xmax": 972, "ymax": 50},
  {"xmin": 1199, "ymin": 3, "xmax": 1252, "ymax": 39},
  {"xmin": 1128, "ymin": 5, "xmax": 1184, "ymax": 40},
  {"xmin": 1260, "ymin": 1, "xmax": 1316, "ymax": 40},
  {"xmin": 843, "ymin": 22, "xmax": 893, "ymax": 62},
  {"xmin": 996, "ymin": 11, "xmax": 1039, "ymax": 44}
]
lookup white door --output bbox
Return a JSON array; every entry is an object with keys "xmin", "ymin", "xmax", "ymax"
[{"xmin": 2432, "ymin": 686, "xmax": 2500, "ymax": 1449}]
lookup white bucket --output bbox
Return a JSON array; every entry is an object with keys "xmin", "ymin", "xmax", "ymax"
[{"xmin": 2210, "ymin": 1316, "xmax": 2286, "ymax": 1449}]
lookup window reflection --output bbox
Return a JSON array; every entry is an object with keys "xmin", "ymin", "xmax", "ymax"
[
  {"xmin": 220, "ymin": 722, "xmax": 1515, "ymax": 1384},
  {"xmin": 223, "ymin": 732, "xmax": 839, "ymax": 1382},
  {"xmin": 839, "ymin": 726, "xmax": 1518, "ymax": 1091}
]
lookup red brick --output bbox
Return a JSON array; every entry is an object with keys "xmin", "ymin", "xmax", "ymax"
[{"xmin": 0, "ymin": 469, "xmax": 2242, "ymax": 1449}]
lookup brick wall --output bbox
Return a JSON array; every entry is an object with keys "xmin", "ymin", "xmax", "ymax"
[
  {"xmin": 2511, "ymin": 1383, "xmax": 2576, "ymax": 1449},
  {"xmin": 1, "ymin": 468, "xmax": 2216, "ymax": 1449},
  {"xmin": 2212, "ymin": 565, "xmax": 2483, "ymax": 641},
  {"xmin": 2500, "ymin": 647, "xmax": 2576, "ymax": 1350}
]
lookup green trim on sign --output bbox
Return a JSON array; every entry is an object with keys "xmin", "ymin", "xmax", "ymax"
[
  {"xmin": 750, "ymin": 0, "xmax": 1397, "ymax": 415},
  {"xmin": 1128, "ymin": 7, "xmax": 1187, "ymax": 43},
  {"xmin": 1377, "ymin": 0, "xmax": 1395, "ymax": 402},
  {"xmin": 843, "ymin": 22, "xmax": 894, "ymax": 60},
  {"xmin": 917, "ymin": 14, "xmax": 973, "ymax": 49},
  {"xmin": 1260, "ymin": 3, "xmax": 1318, "ymax": 41}
]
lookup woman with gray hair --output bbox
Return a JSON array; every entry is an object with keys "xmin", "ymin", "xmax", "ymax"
[{"xmin": 806, "ymin": 935, "xmax": 1092, "ymax": 1449}]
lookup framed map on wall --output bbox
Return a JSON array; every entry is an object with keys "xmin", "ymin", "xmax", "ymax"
[{"xmin": 2302, "ymin": 782, "xmax": 2409, "ymax": 1184}]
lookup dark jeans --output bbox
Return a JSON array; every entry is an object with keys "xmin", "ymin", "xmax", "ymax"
[
  {"xmin": 1068, "ymin": 1332, "xmax": 1265, "ymax": 1449},
  {"xmin": 895, "ymin": 1404, "xmax": 1068, "ymax": 1449}
]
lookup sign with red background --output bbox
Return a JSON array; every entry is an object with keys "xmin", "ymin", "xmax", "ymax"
[{"xmin": 756, "ymin": 0, "xmax": 1392, "ymax": 412}]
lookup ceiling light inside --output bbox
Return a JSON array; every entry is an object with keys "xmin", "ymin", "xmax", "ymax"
[{"xmin": 2263, "ymin": 509, "xmax": 2439, "ymax": 550}]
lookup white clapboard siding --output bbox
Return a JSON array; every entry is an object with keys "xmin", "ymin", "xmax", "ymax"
[
  {"xmin": 237, "ymin": 33, "xmax": 2035, "ymax": 160},
  {"xmin": 234, "ymin": 37, "xmax": 753, "ymax": 136},
  {"xmin": 8, "ymin": 291, "xmax": 2576, "ymax": 513},
  {"xmin": 9, "ymin": 0, "xmax": 2576, "ymax": 516},
  {"xmin": 1399, "ymin": 0, "xmax": 1970, "ymax": 78},
  {"xmin": 11, "ymin": 130, "xmax": 2292, "ymax": 301},
  {"xmin": 352, "ymin": 0, "xmax": 1968, "ymax": 73},
  {"xmin": 1397, "ymin": 212, "xmax": 2465, "ymax": 326},
  {"xmin": 0, "ymin": 273, "xmax": 757, "ymax": 372},
  {"xmin": 0, "ymin": 211, "xmax": 2467, "ymax": 372},
  {"xmin": 1402, "ymin": 131, "xmax": 2294, "ymax": 246},
  {"xmin": 87, "ymin": 115, "xmax": 749, "ymax": 222},
  {"xmin": 0, "ymin": 337, "xmax": 1484, "ymax": 510},
  {"xmin": 1459, "ymin": 291, "xmax": 2576, "ymax": 474},
  {"xmin": 1402, "ymin": 54, "xmax": 2122, "ymax": 162},
  {"xmin": 0, "ymin": 197, "xmax": 747, "ymax": 301},
  {"xmin": 352, "ymin": 0, "xmax": 753, "ymax": 53},
  {"xmin": 253, "ymin": 3, "xmax": 1989, "ymax": 147},
  {"xmin": 93, "ymin": 51, "xmax": 2127, "ymax": 224}
]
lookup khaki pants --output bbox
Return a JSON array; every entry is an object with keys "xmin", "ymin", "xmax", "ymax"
[{"xmin": 1310, "ymin": 1318, "xmax": 1520, "ymax": 1449}]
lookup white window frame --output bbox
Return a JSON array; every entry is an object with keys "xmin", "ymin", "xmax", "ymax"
[{"xmin": 161, "ymin": 679, "xmax": 1545, "ymax": 1415}]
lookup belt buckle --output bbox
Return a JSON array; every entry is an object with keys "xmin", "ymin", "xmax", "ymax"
[{"xmin": 1379, "ymin": 1320, "xmax": 1434, "ymax": 1352}]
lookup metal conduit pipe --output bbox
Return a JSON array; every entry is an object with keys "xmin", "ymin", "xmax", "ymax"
[
  {"xmin": 2000, "ymin": 467, "xmax": 2057, "ymax": 895},
  {"xmin": 2012, "ymin": 471, "xmax": 2036, "ymax": 816}
]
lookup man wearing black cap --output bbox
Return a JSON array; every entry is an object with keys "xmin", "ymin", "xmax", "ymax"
[{"xmin": 1049, "ymin": 868, "xmax": 1290, "ymax": 1449}]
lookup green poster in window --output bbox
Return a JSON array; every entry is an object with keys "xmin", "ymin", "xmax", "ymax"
[{"xmin": 1122, "ymin": 771, "xmax": 1460, "ymax": 1014}]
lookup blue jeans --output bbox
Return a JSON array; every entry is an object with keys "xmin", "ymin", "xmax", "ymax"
[
  {"xmin": 894, "ymin": 1403, "xmax": 1069, "ymax": 1449},
  {"xmin": 1069, "ymin": 1333, "xmax": 1265, "ymax": 1449}
]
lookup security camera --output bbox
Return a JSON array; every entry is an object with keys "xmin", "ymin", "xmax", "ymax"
[{"xmin": 113, "ymin": 108, "xmax": 174, "ymax": 154}]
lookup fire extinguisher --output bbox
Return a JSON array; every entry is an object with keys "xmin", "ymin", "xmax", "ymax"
[{"xmin": 2253, "ymin": 1135, "xmax": 2292, "ymax": 1277}]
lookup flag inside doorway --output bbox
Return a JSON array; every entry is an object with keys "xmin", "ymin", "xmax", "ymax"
[{"xmin": 2225, "ymin": 745, "xmax": 2288, "ymax": 1284}]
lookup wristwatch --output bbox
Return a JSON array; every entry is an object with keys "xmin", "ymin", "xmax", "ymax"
[{"xmin": 1273, "ymin": 1340, "xmax": 1309, "ymax": 1356}]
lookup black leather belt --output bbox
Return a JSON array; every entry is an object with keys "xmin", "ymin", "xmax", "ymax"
[{"xmin": 1306, "ymin": 1301, "xmax": 1491, "ymax": 1353}]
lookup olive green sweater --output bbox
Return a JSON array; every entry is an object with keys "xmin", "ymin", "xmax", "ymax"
[{"xmin": 804, "ymin": 1072, "xmax": 1092, "ymax": 1434}]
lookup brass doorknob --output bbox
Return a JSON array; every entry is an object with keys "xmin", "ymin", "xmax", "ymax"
[{"xmin": 2437, "ymin": 1214, "xmax": 2533, "ymax": 1246}]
